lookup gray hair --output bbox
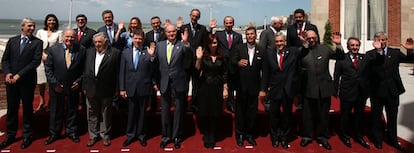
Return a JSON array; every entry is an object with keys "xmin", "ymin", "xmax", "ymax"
[
  {"xmin": 374, "ymin": 32, "xmax": 387, "ymax": 39},
  {"xmin": 21, "ymin": 17, "xmax": 35, "ymax": 26},
  {"xmin": 274, "ymin": 32, "xmax": 286, "ymax": 40},
  {"xmin": 93, "ymin": 32, "xmax": 109, "ymax": 42},
  {"xmin": 270, "ymin": 16, "xmax": 283, "ymax": 25}
]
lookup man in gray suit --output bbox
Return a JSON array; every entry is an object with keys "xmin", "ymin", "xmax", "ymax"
[
  {"xmin": 299, "ymin": 30, "xmax": 344, "ymax": 150},
  {"xmin": 259, "ymin": 16, "xmax": 284, "ymax": 49},
  {"xmin": 119, "ymin": 29, "xmax": 155, "ymax": 147},
  {"xmin": 44, "ymin": 29, "xmax": 86, "ymax": 145},
  {"xmin": 83, "ymin": 32, "xmax": 120, "ymax": 147},
  {"xmin": 149, "ymin": 24, "xmax": 192, "ymax": 149}
]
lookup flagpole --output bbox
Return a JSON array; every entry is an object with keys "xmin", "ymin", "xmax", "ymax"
[{"xmin": 68, "ymin": 0, "xmax": 73, "ymax": 29}]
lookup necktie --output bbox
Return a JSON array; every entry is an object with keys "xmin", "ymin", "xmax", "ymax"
[
  {"xmin": 353, "ymin": 55, "xmax": 358, "ymax": 68},
  {"xmin": 298, "ymin": 24, "xmax": 303, "ymax": 35},
  {"xmin": 227, "ymin": 33, "xmax": 232, "ymax": 49},
  {"xmin": 134, "ymin": 49, "xmax": 140, "ymax": 70},
  {"xmin": 167, "ymin": 42, "xmax": 173, "ymax": 64},
  {"xmin": 107, "ymin": 27, "xmax": 113, "ymax": 44},
  {"xmin": 154, "ymin": 30, "xmax": 159, "ymax": 42},
  {"xmin": 65, "ymin": 47, "xmax": 71, "ymax": 68},
  {"xmin": 20, "ymin": 37, "xmax": 28, "ymax": 54},
  {"xmin": 78, "ymin": 29, "xmax": 83, "ymax": 41},
  {"xmin": 191, "ymin": 24, "xmax": 196, "ymax": 36},
  {"xmin": 279, "ymin": 51, "xmax": 283, "ymax": 70}
]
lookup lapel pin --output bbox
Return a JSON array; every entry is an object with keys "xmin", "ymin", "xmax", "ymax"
[
  {"xmin": 255, "ymin": 50, "xmax": 259, "ymax": 54},
  {"xmin": 317, "ymin": 56, "xmax": 322, "ymax": 60},
  {"xmin": 286, "ymin": 50, "xmax": 289, "ymax": 54},
  {"xmin": 388, "ymin": 55, "xmax": 391, "ymax": 58},
  {"xmin": 257, "ymin": 57, "xmax": 261, "ymax": 60}
]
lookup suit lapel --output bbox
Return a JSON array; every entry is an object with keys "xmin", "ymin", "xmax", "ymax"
[
  {"xmin": 98, "ymin": 48, "xmax": 111, "ymax": 74},
  {"xmin": 170, "ymin": 41, "xmax": 180, "ymax": 64}
]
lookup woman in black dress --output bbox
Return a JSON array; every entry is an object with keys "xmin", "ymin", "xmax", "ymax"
[{"xmin": 195, "ymin": 34, "xmax": 228, "ymax": 148}]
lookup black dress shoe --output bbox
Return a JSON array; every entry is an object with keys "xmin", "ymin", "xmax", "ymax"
[
  {"xmin": 227, "ymin": 104, "xmax": 235, "ymax": 113},
  {"xmin": 87, "ymin": 138, "xmax": 97, "ymax": 147},
  {"xmin": 236, "ymin": 136, "xmax": 243, "ymax": 146},
  {"xmin": 389, "ymin": 142, "xmax": 405, "ymax": 151},
  {"xmin": 281, "ymin": 141, "xmax": 289, "ymax": 149},
  {"xmin": 340, "ymin": 137, "xmax": 352, "ymax": 148},
  {"xmin": 160, "ymin": 141, "xmax": 168, "ymax": 148},
  {"xmin": 45, "ymin": 135, "xmax": 60, "ymax": 145},
  {"xmin": 246, "ymin": 137, "xmax": 257, "ymax": 146},
  {"xmin": 354, "ymin": 137, "xmax": 370, "ymax": 149},
  {"xmin": 204, "ymin": 142, "xmax": 211, "ymax": 148},
  {"xmin": 300, "ymin": 139, "xmax": 311, "ymax": 147},
  {"xmin": 0, "ymin": 137, "xmax": 15, "ymax": 149},
  {"xmin": 122, "ymin": 138, "xmax": 134, "ymax": 147},
  {"xmin": 20, "ymin": 137, "xmax": 32, "ymax": 149},
  {"xmin": 68, "ymin": 134, "xmax": 80, "ymax": 143},
  {"xmin": 173, "ymin": 138, "xmax": 181, "ymax": 149},
  {"xmin": 272, "ymin": 140, "xmax": 279, "ymax": 148},
  {"xmin": 317, "ymin": 140, "xmax": 332, "ymax": 150},
  {"xmin": 139, "ymin": 138, "xmax": 147, "ymax": 147},
  {"xmin": 373, "ymin": 141, "xmax": 382, "ymax": 149}
]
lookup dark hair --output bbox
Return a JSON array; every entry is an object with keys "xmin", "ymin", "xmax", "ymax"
[
  {"xmin": 128, "ymin": 17, "xmax": 143, "ymax": 32},
  {"xmin": 101, "ymin": 10, "xmax": 113, "ymax": 17},
  {"xmin": 245, "ymin": 26, "xmax": 256, "ymax": 33},
  {"xmin": 346, "ymin": 37, "xmax": 361, "ymax": 47},
  {"xmin": 151, "ymin": 16, "xmax": 160, "ymax": 20},
  {"xmin": 76, "ymin": 14, "xmax": 88, "ymax": 22},
  {"xmin": 132, "ymin": 29, "xmax": 144, "ymax": 37},
  {"xmin": 203, "ymin": 34, "xmax": 223, "ymax": 58},
  {"xmin": 294, "ymin": 8, "xmax": 305, "ymax": 16},
  {"xmin": 190, "ymin": 9, "xmax": 201, "ymax": 17},
  {"xmin": 43, "ymin": 14, "xmax": 59, "ymax": 31}
]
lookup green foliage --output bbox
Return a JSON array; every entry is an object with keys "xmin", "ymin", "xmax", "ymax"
[{"xmin": 323, "ymin": 20, "xmax": 335, "ymax": 49}]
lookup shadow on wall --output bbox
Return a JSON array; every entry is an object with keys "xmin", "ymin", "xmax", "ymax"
[{"xmin": 399, "ymin": 101, "xmax": 414, "ymax": 143}]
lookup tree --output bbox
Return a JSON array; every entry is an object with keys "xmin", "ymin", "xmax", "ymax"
[{"xmin": 323, "ymin": 20, "xmax": 335, "ymax": 49}]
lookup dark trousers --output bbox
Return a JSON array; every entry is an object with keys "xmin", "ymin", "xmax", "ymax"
[
  {"xmin": 235, "ymin": 92, "xmax": 258, "ymax": 137},
  {"xmin": 302, "ymin": 97, "xmax": 331, "ymax": 141},
  {"xmin": 269, "ymin": 94, "xmax": 293, "ymax": 141},
  {"xmin": 371, "ymin": 96, "xmax": 399, "ymax": 143},
  {"xmin": 5, "ymin": 83, "xmax": 35, "ymax": 138},
  {"xmin": 126, "ymin": 96, "xmax": 148, "ymax": 141},
  {"xmin": 226, "ymin": 73, "xmax": 237, "ymax": 109},
  {"xmin": 199, "ymin": 116, "xmax": 218, "ymax": 144},
  {"xmin": 48, "ymin": 90, "xmax": 79, "ymax": 136},
  {"xmin": 340, "ymin": 97, "xmax": 367, "ymax": 138},
  {"xmin": 160, "ymin": 85, "xmax": 186, "ymax": 142}
]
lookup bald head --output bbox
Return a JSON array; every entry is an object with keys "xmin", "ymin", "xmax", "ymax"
[{"xmin": 165, "ymin": 24, "xmax": 177, "ymax": 42}]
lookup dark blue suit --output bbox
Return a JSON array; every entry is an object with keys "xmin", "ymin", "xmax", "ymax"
[
  {"xmin": 97, "ymin": 24, "xmax": 125, "ymax": 50},
  {"xmin": 119, "ymin": 47, "xmax": 155, "ymax": 141},
  {"xmin": 45, "ymin": 42, "xmax": 86, "ymax": 137}
]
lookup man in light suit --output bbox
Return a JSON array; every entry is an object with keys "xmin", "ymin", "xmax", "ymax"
[
  {"xmin": 149, "ymin": 24, "xmax": 192, "ymax": 149},
  {"xmin": 259, "ymin": 16, "xmax": 285, "ymax": 49},
  {"xmin": 299, "ymin": 30, "xmax": 344, "ymax": 150},
  {"xmin": 83, "ymin": 32, "xmax": 120, "ymax": 147},
  {"xmin": 0, "ymin": 18, "xmax": 43, "ymax": 149},
  {"xmin": 145, "ymin": 16, "xmax": 166, "ymax": 112},
  {"xmin": 367, "ymin": 33, "xmax": 413, "ymax": 151},
  {"xmin": 120, "ymin": 30, "xmax": 155, "ymax": 147},
  {"xmin": 97, "ymin": 10, "xmax": 125, "ymax": 50},
  {"xmin": 44, "ymin": 29, "xmax": 86, "ymax": 145},
  {"xmin": 262, "ymin": 33, "xmax": 305, "ymax": 148},
  {"xmin": 232, "ymin": 27, "xmax": 265, "ymax": 147},
  {"xmin": 74, "ymin": 14, "xmax": 96, "ymax": 49},
  {"xmin": 215, "ymin": 16, "xmax": 243, "ymax": 113}
]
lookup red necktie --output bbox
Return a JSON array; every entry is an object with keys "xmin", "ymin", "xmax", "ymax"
[
  {"xmin": 227, "ymin": 33, "xmax": 232, "ymax": 49},
  {"xmin": 78, "ymin": 29, "xmax": 82, "ymax": 41},
  {"xmin": 279, "ymin": 51, "xmax": 283, "ymax": 70},
  {"xmin": 353, "ymin": 55, "xmax": 358, "ymax": 68},
  {"xmin": 298, "ymin": 24, "xmax": 303, "ymax": 35}
]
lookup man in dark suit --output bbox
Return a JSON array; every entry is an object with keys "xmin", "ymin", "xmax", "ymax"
[
  {"xmin": 367, "ymin": 32, "xmax": 413, "ymax": 151},
  {"xmin": 149, "ymin": 24, "xmax": 192, "ymax": 149},
  {"xmin": 145, "ymin": 16, "xmax": 166, "ymax": 112},
  {"xmin": 232, "ymin": 27, "xmax": 265, "ymax": 147},
  {"xmin": 333, "ymin": 37, "xmax": 374, "ymax": 149},
  {"xmin": 299, "ymin": 30, "xmax": 344, "ymax": 150},
  {"xmin": 83, "ymin": 32, "xmax": 120, "ymax": 147},
  {"xmin": 44, "ymin": 29, "xmax": 86, "ymax": 145},
  {"xmin": 286, "ymin": 8, "xmax": 320, "ymax": 48},
  {"xmin": 215, "ymin": 16, "xmax": 243, "ymax": 113},
  {"xmin": 262, "ymin": 33, "xmax": 304, "ymax": 148},
  {"xmin": 1, "ymin": 18, "xmax": 43, "ymax": 149},
  {"xmin": 74, "ymin": 14, "xmax": 96, "ymax": 49},
  {"xmin": 97, "ymin": 10, "xmax": 125, "ymax": 50},
  {"xmin": 119, "ymin": 30, "xmax": 155, "ymax": 147}
]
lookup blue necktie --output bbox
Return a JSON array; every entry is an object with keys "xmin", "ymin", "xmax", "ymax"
[
  {"xmin": 20, "ymin": 37, "xmax": 28, "ymax": 54},
  {"xmin": 134, "ymin": 49, "xmax": 140, "ymax": 70}
]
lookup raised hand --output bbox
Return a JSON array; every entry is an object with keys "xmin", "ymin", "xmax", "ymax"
[
  {"xmin": 330, "ymin": 32, "xmax": 342, "ymax": 45},
  {"xmin": 164, "ymin": 19, "xmax": 171, "ymax": 28},
  {"xmin": 176, "ymin": 16, "xmax": 183, "ymax": 29},
  {"xmin": 373, "ymin": 40, "xmax": 382, "ymax": 49},
  {"xmin": 118, "ymin": 21, "xmax": 124, "ymax": 30},
  {"xmin": 209, "ymin": 18, "xmax": 217, "ymax": 29},
  {"xmin": 401, "ymin": 38, "xmax": 414, "ymax": 50},
  {"xmin": 181, "ymin": 28, "xmax": 189, "ymax": 44},
  {"xmin": 196, "ymin": 46, "xmax": 203, "ymax": 60},
  {"xmin": 147, "ymin": 42, "xmax": 156, "ymax": 57}
]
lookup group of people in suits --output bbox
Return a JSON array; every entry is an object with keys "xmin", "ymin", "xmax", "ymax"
[{"xmin": 1, "ymin": 7, "xmax": 413, "ymax": 152}]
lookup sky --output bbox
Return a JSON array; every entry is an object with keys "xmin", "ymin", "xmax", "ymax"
[{"xmin": 0, "ymin": 0, "xmax": 311, "ymax": 26}]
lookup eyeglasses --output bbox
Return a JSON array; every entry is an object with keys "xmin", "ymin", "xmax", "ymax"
[
  {"xmin": 350, "ymin": 44, "xmax": 360, "ymax": 47},
  {"xmin": 76, "ymin": 19, "xmax": 85, "ymax": 22}
]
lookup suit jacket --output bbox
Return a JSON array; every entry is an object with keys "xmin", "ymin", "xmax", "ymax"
[
  {"xmin": 334, "ymin": 52, "xmax": 381, "ymax": 101},
  {"xmin": 74, "ymin": 27, "xmax": 96, "ymax": 49},
  {"xmin": 232, "ymin": 43, "xmax": 265, "ymax": 95},
  {"xmin": 286, "ymin": 21, "xmax": 320, "ymax": 47},
  {"xmin": 154, "ymin": 39, "xmax": 192, "ymax": 94},
  {"xmin": 119, "ymin": 47, "xmax": 155, "ymax": 97},
  {"xmin": 179, "ymin": 23, "xmax": 208, "ymax": 49},
  {"xmin": 145, "ymin": 28, "xmax": 166, "ymax": 46},
  {"xmin": 216, "ymin": 30, "xmax": 243, "ymax": 74},
  {"xmin": 45, "ymin": 42, "xmax": 86, "ymax": 95},
  {"xmin": 301, "ymin": 44, "xmax": 345, "ymax": 99},
  {"xmin": 262, "ymin": 46, "xmax": 305, "ymax": 100},
  {"xmin": 83, "ymin": 46, "xmax": 120, "ymax": 98},
  {"xmin": 367, "ymin": 48, "xmax": 408, "ymax": 98},
  {"xmin": 1, "ymin": 35, "xmax": 43, "ymax": 85},
  {"xmin": 258, "ymin": 28, "xmax": 284, "ymax": 49},
  {"xmin": 97, "ymin": 24, "xmax": 126, "ymax": 50}
]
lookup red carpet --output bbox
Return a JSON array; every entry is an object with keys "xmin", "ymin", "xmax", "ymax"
[{"xmin": 0, "ymin": 96, "xmax": 412, "ymax": 153}]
